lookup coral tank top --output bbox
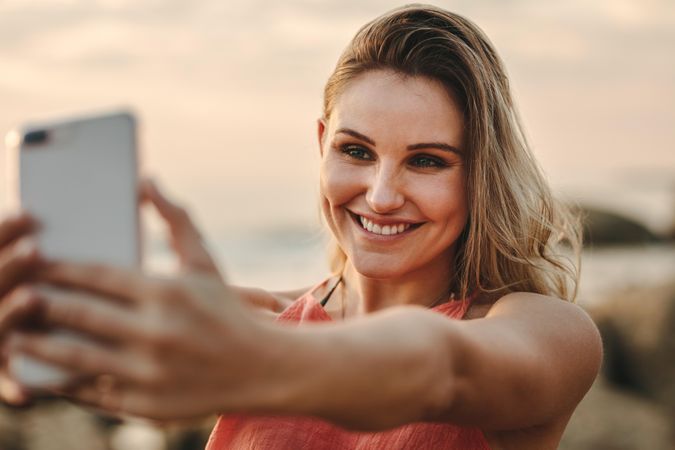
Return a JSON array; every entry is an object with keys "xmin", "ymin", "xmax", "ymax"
[{"xmin": 206, "ymin": 280, "xmax": 491, "ymax": 450}]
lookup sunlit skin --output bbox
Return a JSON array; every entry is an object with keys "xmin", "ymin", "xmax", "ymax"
[{"xmin": 319, "ymin": 70, "xmax": 469, "ymax": 316}]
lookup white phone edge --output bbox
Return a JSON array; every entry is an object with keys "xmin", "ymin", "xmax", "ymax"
[{"xmin": 4, "ymin": 109, "xmax": 141, "ymax": 391}]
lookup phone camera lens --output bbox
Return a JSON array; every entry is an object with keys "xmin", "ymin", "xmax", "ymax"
[{"xmin": 23, "ymin": 130, "xmax": 49, "ymax": 146}]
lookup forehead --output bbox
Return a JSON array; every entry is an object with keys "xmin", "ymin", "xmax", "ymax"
[{"xmin": 328, "ymin": 70, "xmax": 464, "ymax": 146}]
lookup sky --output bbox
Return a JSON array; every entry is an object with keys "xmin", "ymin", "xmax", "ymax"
[{"xmin": 1, "ymin": 0, "xmax": 674, "ymax": 238}]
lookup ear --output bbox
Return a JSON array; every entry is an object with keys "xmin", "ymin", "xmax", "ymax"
[{"xmin": 317, "ymin": 118, "xmax": 327, "ymax": 157}]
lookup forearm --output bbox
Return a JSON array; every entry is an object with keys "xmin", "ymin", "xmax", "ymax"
[
  {"xmin": 231, "ymin": 286, "xmax": 290, "ymax": 317},
  {"xmin": 248, "ymin": 306, "xmax": 460, "ymax": 431},
  {"xmin": 231, "ymin": 285, "xmax": 298, "ymax": 314}
]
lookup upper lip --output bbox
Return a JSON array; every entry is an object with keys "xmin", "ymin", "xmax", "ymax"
[{"xmin": 348, "ymin": 210, "xmax": 422, "ymax": 226}]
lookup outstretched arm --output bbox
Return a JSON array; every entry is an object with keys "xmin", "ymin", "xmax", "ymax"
[
  {"xmin": 4, "ymin": 180, "xmax": 601, "ymax": 432},
  {"xmin": 233, "ymin": 286, "xmax": 307, "ymax": 317},
  {"xmin": 255, "ymin": 293, "xmax": 602, "ymax": 431}
]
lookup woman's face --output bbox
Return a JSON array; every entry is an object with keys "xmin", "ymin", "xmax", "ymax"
[{"xmin": 319, "ymin": 70, "xmax": 468, "ymax": 280}]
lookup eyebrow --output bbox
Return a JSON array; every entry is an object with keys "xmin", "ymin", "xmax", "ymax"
[
  {"xmin": 335, "ymin": 127, "xmax": 462, "ymax": 155},
  {"xmin": 336, "ymin": 128, "xmax": 375, "ymax": 145}
]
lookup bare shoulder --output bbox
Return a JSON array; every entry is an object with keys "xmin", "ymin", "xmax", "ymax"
[
  {"xmin": 467, "ymin": 291, "xmax": 598, "ymax": 327},
  {"xmin": 445, "ymin": 291, "xmax": 603, "ymax": 434},
  {"xmin": 471, "ymin": 293, "xmax": 604, "ymax": 448},
  {"xmin": 477, "ymin": 291, "xmax": 603, "ymax": 383},
  {"xmin": 487, "ymin": 291, "xmax": 600, "ymax": 330}
]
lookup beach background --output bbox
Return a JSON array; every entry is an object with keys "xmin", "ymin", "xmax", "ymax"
[{"xmin": 1, "ymin": 0, "xmax": 674, "ymax": 449}]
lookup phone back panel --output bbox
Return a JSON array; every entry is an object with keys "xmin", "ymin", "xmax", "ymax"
[{"xmin": 6, "ymin": 111, "xmax": 140, "ymax": 268}]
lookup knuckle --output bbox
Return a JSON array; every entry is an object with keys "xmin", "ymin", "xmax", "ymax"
[
  {"xmin": 136, "ymin": 359, "xmax": 168, "ymax": 389},
  {"xmin": 60, "ymin": 343, "xmax": 85, "ymax": 368},
  {"xmin": 3, "ymin": 286, "xmax": 39, "ymax": 314},
  {"xmin": 0, "ymin": 213, "xmax": 28, "ymax": 237},
  {"xmin": 168, "ymin": 281, "xmax": 191, "ymax": 304},
  {"xmin": 58, "ymin": 302, "xmax": 86, "ymax": 327},
  {"xmin": 147, "ymin": 278, "xmax": 172, "ymax": 300},
  {"xmin": 12, "ymin": 238, "xmax": 38, "ymax": 263},
  {"xmin": 153, "ymin": 279, "xmax": 189, "ymax": 306},
  {"xmin": 143, "ymin": 318, "xmax": 175, "ymax": 350},
  {"xmin": 9, "ymin": 285, "xmax": 35, "ymax": 303}
]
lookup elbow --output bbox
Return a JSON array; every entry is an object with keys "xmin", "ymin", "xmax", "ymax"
[
  {"xmin": 415, "ymin": 313, "xmax": 466, "ymax": 424},
  {"xmin": 575, "ymin": 306, "xmax": 604, "ymax": 397}
]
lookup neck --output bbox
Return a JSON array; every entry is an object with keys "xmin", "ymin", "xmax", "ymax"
[{"xmin": 340, "ymin": 252, "xmax": 456, "ymax": 318}]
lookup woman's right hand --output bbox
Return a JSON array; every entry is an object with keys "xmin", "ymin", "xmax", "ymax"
[{"xmin": 0, "ymin": 212, "xmax": 43, "ymax": 405}]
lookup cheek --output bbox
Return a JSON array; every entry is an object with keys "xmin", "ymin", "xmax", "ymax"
[
  {"xmin": 319, "ymin": 158, "xmax": 364, "ymax": 207},
  {"xmin": 412, "ymin": 174, "xmax": 468, "ymax": 225}
]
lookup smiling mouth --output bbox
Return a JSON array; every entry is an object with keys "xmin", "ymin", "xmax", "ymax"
[{"xmin": 348, "ymin": 211, "xmax": 423, "ymax": 236}]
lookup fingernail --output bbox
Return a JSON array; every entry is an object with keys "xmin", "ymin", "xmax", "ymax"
[
  {"xmin": 17, "ymin": 287, "xmax": 38, "ymax": 307},
  {"xmin": 1, "ymin": 381, "xmax": 31, "ymax": 406},
  {"xmin": 15, "ymin": 238, "xmax": 37, "ymax": 259}
]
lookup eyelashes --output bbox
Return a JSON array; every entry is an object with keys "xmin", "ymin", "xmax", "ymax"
[
  {"xmin": 409, "ymin": 155, "xmax": 448, "ymax": 169},
  {"xmin": 340, "ymin": 144, "xmax": 373, "ymax": 161},
  {"xmin": 337, "ymin": 144, "xmax": 449, "ymax": 169}
]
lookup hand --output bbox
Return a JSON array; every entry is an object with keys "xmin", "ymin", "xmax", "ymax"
[
  {"xmin": 5, "ymin": 180, "xmax": 268, "ymax": 420},
  {"xmin": 0, "ymin": 211, "xmax": 43, "ymax": 405}
]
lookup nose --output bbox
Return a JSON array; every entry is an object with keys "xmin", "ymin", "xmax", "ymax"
[{"xmin": 365, "ymin": 165, "xmax": 405, "ymax": 213}]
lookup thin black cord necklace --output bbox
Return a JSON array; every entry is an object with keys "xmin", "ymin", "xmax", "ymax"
[
  {"xmin": 320, "ymin": 275, "xmax": 342, "ymax": 307},
  {"xmin": 319, "ymin": 275, "xmax": 456, "ymax": 316}
]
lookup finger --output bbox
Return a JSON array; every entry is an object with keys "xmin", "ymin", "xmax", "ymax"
[
  {"xmin": 141, "ymin": 179, "xmax": 220, "ymax": 276},
  {"xmin": 64, "ymin": 381, "xmax": 188, "ymax": 421},
  {"xmin": 0, "ymin": 211, "xmax": 36, "ymax": 248},
  {"xmin": 37, "ymin": 262, "xmax": 146, "ymax": 305},
  {"xmin": 7, "ymin": 332, "xmax": 152, "ymax": 384},
  {"xmin": 0, "ymin": 370, "xmax": 31, "ymax": 406},
  {"xmin": 35, "ymin": 287, "xmax": 145, "ymax": 343},
  {"xmin": 61, "ymin": 380, "xmax": 143, "ymax": 418},
  {"xmin": 0, "ymin": 237, "xmax": 42, "ymax": 296},
  {"xmin": 0, "ymin": 287, "xmax": 42, "ymax": 337}
]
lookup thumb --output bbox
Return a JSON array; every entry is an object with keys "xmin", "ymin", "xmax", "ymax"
[
  {"xmin": 0, "ymin": 288, "xmax": 39, "ymax": 406},
  {"xmin": 140, "ymin": 179, "xmax": 221, "ymax": 277}
]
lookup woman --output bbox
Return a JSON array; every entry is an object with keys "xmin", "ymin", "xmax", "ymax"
[{"xmin": 0, "ymin": 5, "xmax": 602, "ymax": 449}]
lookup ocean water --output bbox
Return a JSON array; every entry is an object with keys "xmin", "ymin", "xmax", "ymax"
[
  {"xmin": 144, "ymin": 227, "xmax": 675, "ymax": 305},
  {"xmin": 144, "ymin": 227, "xmax": 332, "ymax": 291},
  {"xmin": 577, "ymin": 243, "xmax": 675, "ymax": 306}
]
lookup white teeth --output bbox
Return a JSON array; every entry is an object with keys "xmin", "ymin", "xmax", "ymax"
[{"xmin": 357, "ymin": 216, "xmax": 411, "ymax": 236}]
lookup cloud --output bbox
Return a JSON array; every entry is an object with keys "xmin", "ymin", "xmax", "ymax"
[{"xmin": 0, "ymin": 0, "xmax": 672, "ymax": 232}]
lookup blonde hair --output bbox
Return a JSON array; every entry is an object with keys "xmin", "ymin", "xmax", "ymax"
[{"xmin": 322, "ymin": 4, "xmax": 582, "ymax": 302}]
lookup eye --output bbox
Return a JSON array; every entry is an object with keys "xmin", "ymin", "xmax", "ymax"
[
  {"xmin": 409, "ymin": 154, "xmax": 447, "ymax": 168},
  {"xmin": 340, "ymin": 144, "xmax": 374, "ymax": 161}
]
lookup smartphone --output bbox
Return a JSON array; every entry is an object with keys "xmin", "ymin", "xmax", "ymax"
[{"xmin": 4, "ymin": 110, "xmax": 141, "ymax": 389}]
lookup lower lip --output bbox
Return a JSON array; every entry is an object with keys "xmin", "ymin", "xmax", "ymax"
[{"xmin": 349, "ymin": 213, "xmax": 420, "ymax": 241}]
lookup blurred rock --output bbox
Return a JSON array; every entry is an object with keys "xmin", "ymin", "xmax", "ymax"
[
  {"xmin": 0, "ymin": 400, "xmax": 108, "ymax": 450},
  {"xmin": 165, "ymin": 419, "xmax": 215, "ymax": 450},
  {"xmin": 560, "ymin": 378, "xmax": 673, "ymax": 450},
  {"xmin": 0, "ymin": 399, "xmax": 215, "ymax": 450},
  {"xmin": 110, "ymin": 421, "xmax": 166, "ymax": 450},
  {"xmin": 559, "ymin": 281, "xmax": 675, "ymax": 448},
  {"xmin": 589, "ymin": 281, "xmax": 675, "ymax": 417},
  {"xmin": 0, "ymin": 403, "xmax": 22, "ymax": 450},
  {"xmin": 580, "ymin": 206, "xmax": 663, "ymax": 246}
]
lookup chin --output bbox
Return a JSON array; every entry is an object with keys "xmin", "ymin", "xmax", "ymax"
[{"xmin": 347, "ymin": 254, "xmax": 412, "ymax": 280}]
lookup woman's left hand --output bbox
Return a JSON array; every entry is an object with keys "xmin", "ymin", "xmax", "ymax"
[{"xmin": 5, "ymin": 180, "xmax": 272, "ymax": 421}]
